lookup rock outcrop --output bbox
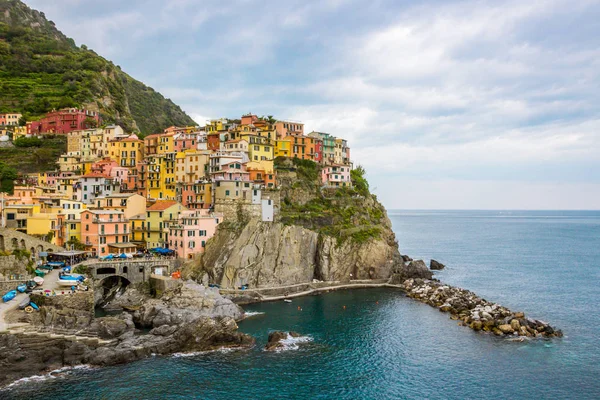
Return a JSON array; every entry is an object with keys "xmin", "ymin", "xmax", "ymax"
[
  {"xmin": 390, "ymin": 260, "xmax": 433, "ymax": 283},
  {"xmin": 430, "ymin": 259, "xmax": 445, "ymax": 270},
  {"xmin": 0, "ymin": 281, "xmax": 253, "ymax": 387},
  {"xmin": 198, "ymin": 220, "xmax": 401, "ymax": 288},
  {"xmin": 265, "ymin": 331, "xmax": 302, "ymax": 351}
]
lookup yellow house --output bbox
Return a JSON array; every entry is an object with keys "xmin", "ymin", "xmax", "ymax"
[
  {"xmin": 242, "ymin": 133, "xmax": 274, "ymax": 162},
  {"xmin": 206, "ymin": 119, "xmax": 228, "ymax": 133},
  {"xmin": 156, "ymin": 133, "xmax": 175, "ymax": 154},
  {"xmin": 146, "ymin": 154, "xmax": 177, "ymax": 200},
  {"xmin": 109, "ymin": 136, "xmax": 144, "ymax": 168},
  {"xmin": 27, "ymin": 212, "xmax": 60, "ymax": 244},
  {"xmin": 54, "ymin": 200, "xmax": 86, "ymax": 247},
  {"xmin": 95, "ymin": 193, "xmax": 146, "ymax": 219},
  {"xmin": 275, "ymin": 138, "xmax": 292, "ymax": 158},
  {"xmin": 143, "ymin": 200, "xmax": 187, "ymax": 249},
  {"xmin": 130, "ymin": 213, "xmax": 146, "ymax": 247},
  {"xmin": 58, "ymin": 153, "xmax": 82, "ymax": 173},
  {"xmin": 175, "ymin": 150, "xmax": 210, "ymax": 184}
]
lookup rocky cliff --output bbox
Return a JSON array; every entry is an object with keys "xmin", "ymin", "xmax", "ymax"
[{"xmin": 192, "ymin": 159, "xmax": 404, "ymax": 288}]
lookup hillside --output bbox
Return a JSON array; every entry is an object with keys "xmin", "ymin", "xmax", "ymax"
[{"xmin": 0, "ymin": 0, "xmax": 196, "ymax": 135}]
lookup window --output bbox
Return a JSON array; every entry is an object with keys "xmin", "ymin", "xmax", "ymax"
[
  {"xmin": 70, "ymin": 224, "xmax": 76, "ymax": 230},
  {"xmin": 225, "ymin": 190, "xmax": 230, "ymax": 196},
  {"xmin": 6, "ymin": 213, "xmax": 15, "ymax": 220},
  {"xmin": 199, "ymin": 230, "xmax": 207, "ymax": 236}
]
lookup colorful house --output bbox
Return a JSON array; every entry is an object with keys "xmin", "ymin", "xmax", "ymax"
[
  {"xmin": 81, "ymin": 210, "xmax": 134, "ymax": 256},
  {"xmin": 143, "ymin": 200, "xmax": 187, "ymax": 249},
  {"xmin": 321, "ymin": 164, "xmax": 352, "ymax": 188},
  {"xmin": 168, "ymin": 210, "xmax": 223, "ymax": 259},
  {"xmin": 27, "ymin": 108, "xmax": 100, "ymax": 135}
]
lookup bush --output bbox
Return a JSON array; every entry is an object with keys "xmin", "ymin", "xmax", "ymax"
[{"xmin": 13, "ymin": 136, "xmax": 42, "ymax": 147}]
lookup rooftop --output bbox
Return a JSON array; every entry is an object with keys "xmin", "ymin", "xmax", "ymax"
[{"xmin": 147, "ymin": 200, "xmax": 179, "ymax": 211}]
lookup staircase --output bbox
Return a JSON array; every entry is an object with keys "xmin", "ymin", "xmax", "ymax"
[{"xmin": 8, "ymin": 325, "xmax": 116, "ymax": 346}]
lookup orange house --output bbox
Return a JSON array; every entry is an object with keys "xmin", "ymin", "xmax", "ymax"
[{"xmin": 80, "ymin": 210, "xmax": 135, "ymax": 257}]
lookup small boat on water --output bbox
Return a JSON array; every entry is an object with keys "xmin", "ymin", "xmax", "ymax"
[
  {"xmin": 284, "ymin": 299, "xmax": 292, "ymax": 303},
  {"xmin": 16, "ymin": 284, "xmax": 27, "ymax": 293},
  {"xmin": 2, "ymin": 290, "xmax": 17, "ymax": 302}
]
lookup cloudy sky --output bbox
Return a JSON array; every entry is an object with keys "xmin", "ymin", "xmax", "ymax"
[{"xmin": 27, "ymin": 0, "xmax": 600, "ymax": 210}]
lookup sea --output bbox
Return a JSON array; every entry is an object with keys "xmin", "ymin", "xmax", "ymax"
[{"xmin": 3, "ymin": 210, "xmax": 600, "ymax": 399}]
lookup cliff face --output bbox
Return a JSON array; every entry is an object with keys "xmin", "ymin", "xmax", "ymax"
[
  {"xmin": 197, "ymin": 160, "xmax": 403, "ymax": 288},
  {"xmin": 200, "ymin": 220, "xmax": 400, "ymax": 288}
]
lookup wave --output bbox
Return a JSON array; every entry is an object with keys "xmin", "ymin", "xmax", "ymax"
[
  {"xmin": 5, "ymin": 365, "xmax": 95, "ymax": 389},
  {"xmin": 243, "ymin": 311, "xmax": 266, "ymax": 318},
  {"xmin": 171, "ymin": 347, "xmax": 241, "ymax": 358},
  {"xmin": 270, "ymin": 334, "xmax": 314, "ymax": 352}
]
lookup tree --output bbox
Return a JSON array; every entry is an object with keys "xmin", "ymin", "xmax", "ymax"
[
  {"xmin": 0, "ymin": 162, "xmax": 18, "ymax": 194},
  {"xmin": 83, "ymin": 116, "xmax": 98, "ymax": 128},
  {"xmin": 350, "ymin": 165, "xmax": 370, "ymax": 196},
  {"xmin": 66, "ymin": 237, "xmax": 86, "ymax": 250}
]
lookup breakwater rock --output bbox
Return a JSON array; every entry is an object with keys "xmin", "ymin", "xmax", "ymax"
[{"xmin": 400, "ymin": 278, "xmax": 562, "ymax": 338}]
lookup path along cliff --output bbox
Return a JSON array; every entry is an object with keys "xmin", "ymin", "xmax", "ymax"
[{"xmin": 189, "ymin": 158, "xmax": 406, "ymax": 288}]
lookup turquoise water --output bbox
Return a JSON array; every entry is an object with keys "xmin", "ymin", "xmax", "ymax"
[{"xmin": 3, "ymin": 210, "xmax": 600, "ymax": 399}]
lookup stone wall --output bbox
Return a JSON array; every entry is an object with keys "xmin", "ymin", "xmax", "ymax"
[
  {"xmin": 0, "ymin": 227, "xmax": 63, "ymax": 256},
  {"xmin": 0, "ymin": 279, "xmax": 28, "ymax": 293},
  {"xmin": 0, "ymin": 254, "xmax": 29, "ymax": 281},
  {"xmin": 214, "ymin": 189, "xmax": 281, "ymax": 223}
]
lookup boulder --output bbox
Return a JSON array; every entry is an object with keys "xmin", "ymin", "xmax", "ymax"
[
  {"xmin": 390, "ymin": 260, "xmax": 433, "ymax": 283},
  {"xmin": 265, "ymin": 331, "xmax": 301, "ymax": 351},
  {"xmin": 510, "ymin": 319, "xmax": 521, "ymax": 331},
  {"xmin": 498, "ymin": 324, "xmax": 514, "ymax": 334},
  {"xmin": 430, "ymin": 259, "xmax": 446, "ymax": 270}
]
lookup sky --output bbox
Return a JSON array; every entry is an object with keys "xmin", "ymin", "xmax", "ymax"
[{"xmin": 26, "ymin": 0, "xmax": 600, "ymax": 210}]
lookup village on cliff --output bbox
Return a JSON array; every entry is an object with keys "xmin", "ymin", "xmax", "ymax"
[{"xmin": 0, "ymin": 108, "xmax": 353, "ymax": 260}]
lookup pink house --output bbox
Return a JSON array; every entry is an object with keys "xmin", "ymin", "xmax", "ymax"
[
  {"xmin": 321, "ymin": 164, "xmax": 352, "ymax": 188},
  {"xmin": 81, "ymin": 210, "xmax": 135, "ymax": 257},
  {"xmin": 210, "ymin": 161, "xmax": 250, "ymax": 182},
  {"xmin": 174, "ymin": 132, "xmax": 198, "ymax": 152},
  {"xmin": 168, "ymin": 210, "xmax": 223, "ymax": 259}
]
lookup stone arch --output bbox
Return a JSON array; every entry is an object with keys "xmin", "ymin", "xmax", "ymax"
[
  {"xmin": 122, "ymin": 266, "xmax": 128, "ymax": 274},
  {"xmin": 30, "ymin": 247, "xmax": 35, "ymax": 257},
  {"xmin": 46, "ymin": 248, "xmax": 53, "ymax": 253},
  {"xmin": 97, "ymin": 275, "xmax": 131, "ymax": 305},
  {"xmin": 0, "ymin": 234, "xmax": 4, "ymax": 251},
  {"xmin": 37, "ymin": 245, "xmax": 43, "ymax": 254},
  {"xmin": 11, "ymin": 238, "xmax": 18, "ymax": 249},
  {"xmin": 20, "ymin": 239, "xmax": 26, "ymax": 249},
  {"xmin": 97, "ymin": 267, "xmax": 117, "ymax": 275}
]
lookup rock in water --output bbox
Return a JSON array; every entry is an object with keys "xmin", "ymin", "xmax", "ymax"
[
  {"xmin": 430, "ymin": 259, "xmax": 446, "ymax": 270},
  {"xmin": 265, "ymin": 331, "xmax": 301, "ymax": 351},
  {"xmin": 390, "ymin": 260, "xmax": 433, "ymax": 283}
]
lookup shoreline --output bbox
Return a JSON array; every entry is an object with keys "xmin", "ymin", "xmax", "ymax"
[
  {"xmin": 233, "ymin": 278, "xmax": 562, "ymax": 339},
  {"xmin": 1, "ymin": 276, "xmax": 563, "ymax": 389}
]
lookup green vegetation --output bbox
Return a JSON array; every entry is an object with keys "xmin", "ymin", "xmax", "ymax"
[
  {"xmin": 0, "ymin": 136, "xmax": 65, "ymax": 174},
  {"xmin": 0, "ymin": 160, "xmax": 18, "ymax": 193},
  {"xmin": 73, "ymin": 264, "xmax": 90, "ymax": 275},
  {"xmin": 66, "ymin": 237, "xmax": 86, "ymax": 250},
  {"xmin": 11, "ymin": 248, "xmax": 31, "ymax": 260},
  {"xmin": 13, "ymin": 136, "xmax": 42, "ymax": 147},
  {"xmin": 0, "ymin": 0, "xmax": 195, "ymax": 135},
  {"xmin": 276, "ymin": 157, "xmax": 385, "ymax": 245}
]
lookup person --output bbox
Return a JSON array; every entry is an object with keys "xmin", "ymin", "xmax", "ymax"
[{"xmin": 71, "ymin": 285, "xmax": 75, "ymax": 293}]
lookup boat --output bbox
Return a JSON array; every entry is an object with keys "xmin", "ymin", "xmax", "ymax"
[
  {"xmin": 33, "ymin": 276, "xmax": 44, "ymax": 286},
  {"xmin": 284, "ymin": 299, "xmax": 292, "ymax": 303},
  {"xmin": 30, "ymin": 302, "xmax": 39, "ymax": 311},
  {"xmin": 2, "ymin": 290, "xmax": 17, "ymax": 302},
  {"xmin": 16, "ymin": 284, "xmax": 27, "ymax": 293},
  {"xmin": 47, "ymin": 261, "xmax": 66, "ymax": 268},
  {"xmin": 18, "ymin": 298, "xmax": 31, "ymax": 309},
  {"xmin": 34, "ymin": 269, "xmax": 46, "ymax": 277}
]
